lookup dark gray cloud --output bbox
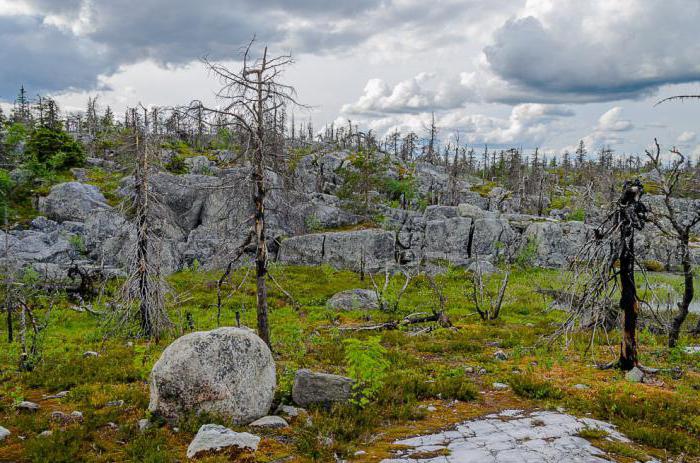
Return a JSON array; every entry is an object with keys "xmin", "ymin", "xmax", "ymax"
[
  {"xmin": 0, "ymin": 0, "xmax": 387, "ymax": 99},
  {"xmin": 0, "ymin": 15, "xmax": 115, "ymax": 99}
]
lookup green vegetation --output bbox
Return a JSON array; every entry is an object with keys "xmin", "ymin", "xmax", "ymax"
[{"xmin": 0, "ymin": 265, "xmax": 698, "ymax": 462}]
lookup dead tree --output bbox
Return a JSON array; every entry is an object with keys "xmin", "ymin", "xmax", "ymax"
[
  {"xmin": 645, "ymin": 140, "xmax": 700, "ymax": 346},
  {"xmin": 117, "ymin": 121, "xmax": 172, "ymax": 341},
  {"xmin": 468, "ymin": 263, "xmax": 509, "ymax": 321},
  {"xmin": 197, "ymin": 39, "xmax": 302, "ymax": 347},
  {"xmin": 560, "ymin": 179, "xmax": 648, "ymax": 370}
]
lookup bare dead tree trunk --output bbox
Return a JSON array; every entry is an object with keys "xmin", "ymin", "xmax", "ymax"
[
  {"xmin": 134, "ymin": 130, "xmax": 153, "ymax": 337},
  {"xmin": 196, "ymin": 39, "xmax": 304, "ymax": 347},
  {"xmin": 4, "ymin": 207, "xmax": 12, "ymax": 343},
  {"xmin": 670, "ymin": 241, "xmax": 693, "ymax": 346}
]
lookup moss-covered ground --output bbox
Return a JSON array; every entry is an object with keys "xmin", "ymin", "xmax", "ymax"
[{"xmin": 1, "ymin": 265, "xmax": 699, "ymax": 462}]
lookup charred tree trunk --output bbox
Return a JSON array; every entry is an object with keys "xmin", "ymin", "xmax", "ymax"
[
  {"xmin": 254, "ymin": 50, "xmax": 270, "ymax": 347},
  {"xmin": 618, "ymin": 224, "xmax": 638, "ymax": 370},
  {"xmin": 616, "ymin": 180, "xmax": 646, "ymax": 370}
]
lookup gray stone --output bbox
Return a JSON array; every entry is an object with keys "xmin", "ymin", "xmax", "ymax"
[
  {"xmin": 573, "ymin": 384, "xmax": 590, "ymax": 390},
  {"xmin": 0, "ymin": 425, "xmax": 9, "ymax": 442},
  {"xmin": 38, "ymin": 182, "xmax": 110, "ymax": 222},
  {"xmin": 492, "ymin": 382, "xmax": 509, "ymax": 391},
  {"xmin": 138, "ymin": 418, "xmax": 151, "ymax": 432},
  {"xmin": 625, "ymin": 367, "xmax": 645, "ymax": 383},
  {"xmin": 149, "ymin": 327, "xmax": 276, "ymax": 425},
  {"xmin": 276, "ymin": 404, "xmax": 304, "ymax": 418},
  {"xmin": 44, "ymin": 390, "xmax": 69, "ymax": 399},
  {"xmin": 83, "ymin": 351, "xmax": 99, "ymax": 357},
  {"xmin": 106, "ymin": 400, "xmax": 124, "ymax": 407},
  {"xmin": 70, "ymin": 411, "xmax": 83, "ymax": 421},
  {"xmin": 51, "ymin": 411, "xmax": 68, "ymax": 422},
  {"xmin": 326, "ymin": 289, "xmax": 378, "ymax": 311},
  {"xmin": 457, "ymin": 203, "xmax": 493, "ymax": 220},
  {"xmin": 184, "ymin": 155, "xmax": 215, "ymax": 175},
  {"xmin": 493, "ymin": 350, "xmax": 508, "ymax": 361},
  {"xmin": 38, "ymin": 430, "xmax": 53, "ymax": 437},
  {"xmin": 468, "ymin": 260, "xmax": 497, "ymax": 275},
  {"xmin": 249, "ymin": 415, "xmax": 289, "ymax": 429},
  {"xmin": 292, "ymin": 369, "xmax": 353, "ymax": 407},
  {"xmin": 16, "ymin": 401, "xmax": 40, "ymax": 411},
  {"xmin": 186, "ymin": 424, "xmax": 260, "ymax": 459}
]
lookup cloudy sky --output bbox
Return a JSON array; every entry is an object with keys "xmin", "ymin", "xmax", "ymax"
[{"xmin": 1, "ymin": 0, "xmax": 700, "ymax": 157}]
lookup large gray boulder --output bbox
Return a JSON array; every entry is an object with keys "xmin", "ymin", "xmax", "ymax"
[
  {"xmin": 186, "ymin": 424, "xmax": 260, "ymax": 459},
  {"xmin": 292, "ymin": 369, "xmax": 353, "ymax": 407},
  {"xmin": 327, "ymin": 289, "xmax": 379, "ymax": 310},
  {"xmin": 38, "ymin": 182, "xmax": 110, "ymax": 222},
  {"xmin": 149, "ymin": 327, "xmax": 275, "ymax": 424}
]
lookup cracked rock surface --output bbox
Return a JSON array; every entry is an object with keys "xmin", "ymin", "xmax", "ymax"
[{"xmin": 381, "ymin": 409, "xmax": 658, "ymax": 463}]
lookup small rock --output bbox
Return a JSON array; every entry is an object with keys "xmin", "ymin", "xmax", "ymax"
[
  {"xmin": 276, "ymin": 404, "xmax": 304, "ymax": 418},
  {"xmin": 0, "ymin": 426, "xmax": 10, "ymax": 442},
  {"xmin": 249, "ymin": 415, "xmax": 289, "ymax": 429},
  {"xmin": 625, "ymin": 367, "xmax": 644, "ymax": 383},
  {"xmin": 126, "ymin": 341, "xmax": 134, "ymax": 348},
  {"xmin": 16, "ymin": 401, "xmax": 40, "ymax": 412},
  {"xmin": 477, "ymin": 368, "xmax": 487, "ymax": 375},
  {"xmin": 83, "ymin": 351, "xmax": 99, "ymax": 358},
  {"xmin": 426, "ymin": 406, "xmax": 437, "ymax": 412},
  {"xmin": 44, "ymin": 390, "xmax": 69, "ymax": 400},
  {"xmin": 485, "ymin": 341, "xmax": 500, "ymax": 347},
  {"xmin": 51, "ymin": 411, "xmax": 68, "ymax": 422},
  {"xmin": 464, "ymin": 366, "xmax": 474, "ymax": 374},
  {"xmin": 38, "ymin": 430, "xmax": 53, "ymax": 437},
  {"xmin": 493, "ymin": 350, "xmax": 508, "ymax": 361},
  {"xmin": 683, "ymin": 346, "xmax": 700, "ymax": 354},
  {"xmin": 106, "ymin": 400, "xmax": 124, "ymax": 407},
  {"xmin": 492, "ymin": 382, "xmax": 509, "ymax": 391},
  {"xmin": 106, "ymin": 422, "xmax": 118, "ymax": 430},
  {"xmin": 70, "ymin": 411, "xmax": 84, "ymax": 422},
  {"xmin": 355, "ymin": 450, "xmax": 367, "ymax": 456},
  {"xmin": 319, "ymin": 436, "xmax": 334, "ymax": 447},
  {"xmin": 186, "ymin": 424, "xmax": 260, "ymax": 459},
  {"xmin": 573, "ymin": 384, "xmax": 590, "ymax": 390},
  {"xmin": 138, "ymin": 419, "xmax": 151, "ymax": 432}
]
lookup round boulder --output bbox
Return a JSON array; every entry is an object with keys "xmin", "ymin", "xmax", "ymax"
[{"xmin": 148, "ymin": 327, "xmax": 275, "ymax": 424}]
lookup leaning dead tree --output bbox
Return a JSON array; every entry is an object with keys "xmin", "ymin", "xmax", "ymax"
[
  {"xmin": 195, "ymin": 38, "xmax": 302, "ymax": 346},
  {"xmin": 116, "ymin": 116, "xmax": 172, "ymax": 341},
  {"xmin": 560, "ymin": 179, "xmax": 648, "ymax": 370},
  {"xmin": 645, "ymin": 140, "xmax": 700, "ymax": 346}
]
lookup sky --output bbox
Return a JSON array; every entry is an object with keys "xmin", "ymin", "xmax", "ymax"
[{"xmin": 1, "ymin": 0, "xmax": 700, "ymax": 159}]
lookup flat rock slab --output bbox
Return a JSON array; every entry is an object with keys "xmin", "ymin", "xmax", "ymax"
[
  {"xmin": 380, "ymin": 409, "xmax": 652, "ymax": 463},
  {"xmin": 187, "ymin": 424, "xmax": 260, "ymax": 459}
]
